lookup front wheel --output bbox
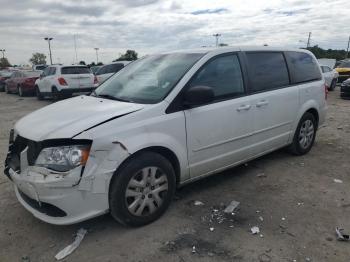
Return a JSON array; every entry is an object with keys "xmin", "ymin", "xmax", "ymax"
[
  {"xmin": 4, "ymin": 84, "xmax": 10, "ymax": 94},
  {"xmin": 288, "ymin": 112, "xmax": 317, "ymax": 155},
  {"xmin": 109, "ymin": 152, "xmax": 176, "ymax": 227}
]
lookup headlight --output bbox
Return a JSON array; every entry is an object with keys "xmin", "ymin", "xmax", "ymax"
[{"xmin": 35, "ymin": 145, "xmax": 90, "ymax": 172}]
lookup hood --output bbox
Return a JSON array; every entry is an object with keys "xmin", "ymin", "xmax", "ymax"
[{"xmin": 15, "ymin": 95, "xmax": 144, "ymax": 141}]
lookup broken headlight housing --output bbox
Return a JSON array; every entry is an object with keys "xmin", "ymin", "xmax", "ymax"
[{"xmin": 35, "ymin": 145, "xmax": 90, "ymax": 172}]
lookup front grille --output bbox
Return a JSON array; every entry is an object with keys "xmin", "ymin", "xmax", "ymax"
[
  {"xmin": 4, "ymin": 133, "xmax": 41, "ymax": 175},
  {"xmin": 18, "ymin": 190, "xmax": 67, "ymax": 217}
]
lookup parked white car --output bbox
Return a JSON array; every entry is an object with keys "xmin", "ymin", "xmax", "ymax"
[
  {"xmin": 95, "ymin": 61, "xmax": 130, "ymax": 84},
  {"xmin": 5, "ymin": 47, "xmax": 327, "ymax": 226},
  {"xmin": 320, "ymin": 65, "xmax": 338, "ymax": 91},
  {"xmin": 34, "ymin": 65, "xmax": 98, "ymax": 100}
]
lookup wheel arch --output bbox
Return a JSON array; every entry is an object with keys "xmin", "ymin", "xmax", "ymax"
[{"xmin": 108, "ymin": 146, "xmax": 181, "ymax": 197}]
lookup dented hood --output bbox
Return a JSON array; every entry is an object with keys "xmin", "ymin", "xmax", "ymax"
[{"xmin": 15, "ymin": 95, "xmax": 144, "ymax": 141}]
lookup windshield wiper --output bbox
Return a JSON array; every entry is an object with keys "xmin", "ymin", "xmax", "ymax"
[{"xmin": 95, "ymin": 93, "xmax": 132, "ymax": 103}]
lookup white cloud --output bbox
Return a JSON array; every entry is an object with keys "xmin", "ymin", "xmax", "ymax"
[{"xmin": 0, "ymin": 0, "xmax": 349, "ymax": 65}]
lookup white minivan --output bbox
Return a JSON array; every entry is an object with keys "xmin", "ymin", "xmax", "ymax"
[{"xmin": 5, "ymin": 47, "xmax": 327, "ymax": 226}]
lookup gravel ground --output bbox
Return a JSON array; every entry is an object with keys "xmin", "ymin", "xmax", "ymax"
[{"xmin": 0, "ymin": 89, "xmax": 349, "ymax": 262}]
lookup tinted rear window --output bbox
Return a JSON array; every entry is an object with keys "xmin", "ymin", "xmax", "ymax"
[
  {"xmin": 61, "ymin": 67, "xmax": 91, "ymax": 74},
  {"xmin": 35, "ymin": 65, "xmax": 47, "ymax": 70},
  {"xmin": 285, "ymin": 51, "xmax": 321, "ymax": 83},
  {"xmin": 246, "ymin": 52, "xmax": 290, "ymax": 92}
]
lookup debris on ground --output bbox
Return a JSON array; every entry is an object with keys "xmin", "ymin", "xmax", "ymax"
[
  {"xmin": 281, "ymin": 217, "xmax": 286, "ymax": 221},
  {"xmin": 55, "ymin": 228, "xmax": 87, "ymax": 260},
  {"xmin": 251, "ymin": 226, "xmax": 260, "ymax": 234},
  {"xmin": 256, "ymin": 173, "xmax": 267, "ymax": 178},
  {"xmin": 209, "ymin": 227, "xmax": 214, "ymax": 232},
  {"xmin": 224, "ymin": 200, "xmax": 240, "ymax": 214},
  {"xmin": 194, "ymin": 200, "xmax": 204, "ymax": 206},
  {"xmin": 335, "ymin": 227, "xmax": 350, "ymax": 241},
  {"xmin": 21, "ymin": 256, "xmax": 30, "ymax": 262},
  {"xmin": 258, "ymin": 253, "xmax": 271, "ymax": 262},
  {"xmin": 334, "ymin": 179, "xmax": 343, "ymax": 184},
  {"xmin": 259, "ymin": 216, "xmax": 264, "ymax": 221},
  {"xmin": 192, "ymin": 246, "xmax": 196, "ymax": 254},
  {"xmin": 300, "ymin": 162, "xmax": 305, "ymax": 167}
]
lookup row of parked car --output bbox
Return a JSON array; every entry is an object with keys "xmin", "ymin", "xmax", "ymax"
[
  {"xmin": 0, "ymin": 61, "xmax": 130, "ymax": 100},
  {"xmin": 1, "ymin": 58, "xmax": 349, "ymax": 100}
]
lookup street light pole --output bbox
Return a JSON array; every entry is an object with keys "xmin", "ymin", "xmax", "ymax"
[
  {"xmin": 94, "ymin": 48, "xmax": 99, "ymax": 64},
  {"xmin": 213, "ymin": 34, "xmax": 221, "ymax": 47},
  {"xmin": 44, "ymin": 37, "xmax": 53, "ymax": 65},
  {"xmin": 0, "ymin": 49, "xmax": 5, "ymax": 59}
]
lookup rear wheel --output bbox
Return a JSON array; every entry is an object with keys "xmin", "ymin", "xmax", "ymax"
[
  {"xmin": 109, "ymin": 152, "xmax": 176, "ymax": 227},
  {"xmin": 52, "ymin": 86, "xmax": 61, "ymax": 101},
  {"xmin": 288, "ymin": 112, "xmax": 317, "ymax": 155},
  {"xmin": 36, "ymin": 86, "xmax": 43, "ymax": 100}
]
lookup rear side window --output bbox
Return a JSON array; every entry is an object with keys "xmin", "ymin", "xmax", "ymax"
[
  {"xmin": 321, "ymin": 66, "xmax": 331, "ymax": 73},
  {"xmin": 61, "ymin": 67, "xmax": 91, "ymax": 74},
  {"xmin": 188, "ymin": 54, "xmax": 244, "ymax": 99},
  {"xmin": 246, "ymin": 52, "xmax": 289, "ymax": 93},
  {"xmin": 48, "ymin": 67, "xmax": 56, "ymax": 75},
  {"xmin": 285, "ymin": 51, "xmax": 321, "ymax": 83},
  {"xmin": 105, "ymin": 63, "xmax": 124, "ymax": 74}
]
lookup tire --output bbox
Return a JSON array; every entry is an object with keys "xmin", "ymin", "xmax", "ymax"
[
  {"xmin": 109, "ymin": 152, "xmax": 176, "ymax": 227},
  {"xmin": 52, "ymin": 86, "xmax": 61, "ymax": 101},
  {"xmin": 288, "ymin": 112, "xmax": 317, "ymax": 155},
  {"xmin": 36, "ymin": 86, "xmax": 43, "ymax": 100},
  {"xmin": 18, "ymin": 85, "xmax": 25, "ymax": 97},
  {"xmin": 5, "ymin": 84, "xmax": 10, "ymax": 94},
  {"xmin": 329, "ymin": 79, "xmax": 336, "ymax": 91}
]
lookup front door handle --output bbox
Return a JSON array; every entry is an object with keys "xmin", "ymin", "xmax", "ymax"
[
  {"xmin": 256, "ymin": 100, "xmax": 269, "ymax": 107},
  {"xmin": 237, "ymin": 104, "xmax": 251, "ymax": 112}
]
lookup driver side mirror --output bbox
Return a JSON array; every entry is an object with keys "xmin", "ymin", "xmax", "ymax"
[{"xmin": 183, "ymin": 85, "xmax": 214, "ymax": 107}]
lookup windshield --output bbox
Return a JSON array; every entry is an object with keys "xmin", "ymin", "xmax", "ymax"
[
  {"xmin": 93, "ymin": 53, "xmax": 204, "ymax": 104},
  {"xmin": 0, "ymin": 71, "xmax": 12, "ymax": 77},
  {"xmin": 336, "ymin": 61, "xmax": 350, "ymax": 68},
  {"xmin": 24, "ymin": 71, "xmax": 41, "ymax": 77}
]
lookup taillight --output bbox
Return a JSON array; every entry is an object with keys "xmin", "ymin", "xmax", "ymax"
[
  {"xmin": 58, "ymin": 77, "xmax": 68, "ymax": 86},
  {"xmin": 325, "ymin": 84, "xmax": 328, "ymax": 100},
  {"xmin": 94, "ymin": 76, "xmax": 98, "ymax": 85}
]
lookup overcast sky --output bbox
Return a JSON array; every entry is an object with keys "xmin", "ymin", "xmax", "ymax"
[{"xmin": 1, "ymin": 0, "xmax": 349, "ymax": 65}]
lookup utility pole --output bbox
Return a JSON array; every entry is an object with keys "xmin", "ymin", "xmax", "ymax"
[
  {"xmin": 94, "ymin": 48, "xmax": 99, "ymax": 64},
  {"xmin": 213, "ymin": 33, "xmax": 221, "ymax": 47},
  {"xmin": 0, "ymin": 49, "xmax": 5, "ymax": 59},
  {"xmin": 74, "ymin": 34, "xmax": 78, "ymax": 64},
  {"xmin": 346, "ymin": 36, "xmax": 350, "ymax": 59},
  {"xmin": 306, "ymin": 32, "xmax": 311, "ymax": 48},
  {"xmin": 44, "ymin": 37, "xmax": 53, "ymax": 65}
]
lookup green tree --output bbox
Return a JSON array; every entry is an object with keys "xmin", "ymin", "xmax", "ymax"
[
  {"xmin": 0, "ymin": 57, "xmax": 11, "ymax": 68},
  {"xmin": 304, "ymin": 45, "xmax": 347, "ymax": 60},
  {"xmin": 219, "ymin": 43, "xmax": 228, "ymax": 47},
  {"xmin": 114, "ymin": 50, "xmax": 138, "ymax": 61},
  {"xmin": 79, "ymin": 60, "xmax": 86, "ymax": 65},
  {"xmin": 29, "ymin": 53, "xmax": 46, "ymax": 65}
]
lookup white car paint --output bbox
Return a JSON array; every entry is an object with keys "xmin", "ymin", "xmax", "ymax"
[
  {"xmin": 320, "ymin": 64, "xmax": 339, "ymax": 88},
  {"xmin": 95, "ymin": 61, "xmax": 130, "ymax": 84},
  {"xmin": 6, "ymin": 47, "xmax": 327, "ymax": 225}
]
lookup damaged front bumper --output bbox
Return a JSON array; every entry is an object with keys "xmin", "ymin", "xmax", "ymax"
[
  {"xmin": 7, "ymin": 164, "xmax": 110, "ymax": 225},
  {"xmin": 3, "ymin": 132, "xmax": 122, "ymax": 225}
]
